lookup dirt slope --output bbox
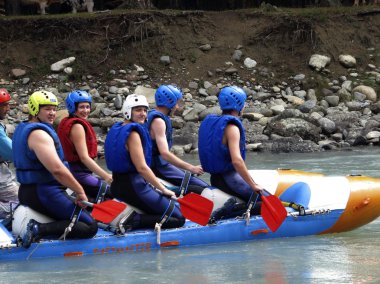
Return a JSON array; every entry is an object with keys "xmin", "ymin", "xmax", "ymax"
[{"xmin": 0, "ymin": 8, "xmax": 380, "ymax": 87}]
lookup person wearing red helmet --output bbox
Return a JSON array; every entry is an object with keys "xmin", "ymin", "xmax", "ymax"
[{"xmin": 0, "ymin": 88, "xmax": 19, "ymax": 220}]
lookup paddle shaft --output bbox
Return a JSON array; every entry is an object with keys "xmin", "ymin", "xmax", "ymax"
[{"xmin": 69, "ymin": 195, "xmax": 93, "ymax": 207}]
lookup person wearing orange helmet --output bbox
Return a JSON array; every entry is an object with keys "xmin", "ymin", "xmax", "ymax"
[{"xmin": 0, "ymin": 88, "xmax": 19, "ymax": 220}]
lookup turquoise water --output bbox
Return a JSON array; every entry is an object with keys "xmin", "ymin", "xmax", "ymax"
[{"xmin": 1, "ymin": 148, "xmax": 380, "ymax": 283}]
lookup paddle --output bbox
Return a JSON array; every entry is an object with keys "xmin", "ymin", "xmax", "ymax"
[
  {"xmin": 260, "ymin": 190, "xmax": 287, "ymax": 232},
  {"xmin": 74, "ymin": 193, "xmax": 213, "ymax": 226},
  {"xmin": 170, "ymin": 193, "xmax": 213, "ymax": 226},
  {"xmin": 76, "ymin": 199, "xmax": 127, "ymax": 224}
]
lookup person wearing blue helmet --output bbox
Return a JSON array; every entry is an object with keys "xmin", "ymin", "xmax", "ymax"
[
  {"xmin": 198, "ymin": 86, "xmax": 264, "ymax": 214},
  {"xmin": 147, "ymin": 84, "xmax": 209, "ymax": 197},
  {"xmin": 57, "ymin": 90, "xmax": 113, "ymax": 203}
]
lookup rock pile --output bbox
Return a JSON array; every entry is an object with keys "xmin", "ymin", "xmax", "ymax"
[{"xmin": 1, "ymin": 47, "xmax": 380, "ymax": 157}]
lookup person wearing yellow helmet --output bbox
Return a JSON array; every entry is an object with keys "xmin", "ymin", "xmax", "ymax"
[
  {"xmin": 12, "ymin": 90, "xmax": 97, "ymax": 248},
  {"xmin": 0, "ymin": 88, "xmax": 19, "ymax": 220}
]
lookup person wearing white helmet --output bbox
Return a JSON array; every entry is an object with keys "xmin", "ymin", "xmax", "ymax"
[
  {"xmin": 147, "ymin": 85, "xmax": 209, "ymax": 196},
  {"xmin": 0, "ymin": 88, "xmax": 19, "ymax": 221},
  {"xmin": 57, "ymin": 90, "xmax": 113, "ymax": 203},
  {"xmin": 13, "ymin": 90, "xmax": 97, "ymax": 248},
  {"xmin": 104, "ymin": 94, "xmax": 185, "ymax": 230}
]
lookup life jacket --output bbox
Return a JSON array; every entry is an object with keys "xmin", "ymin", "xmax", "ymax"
[
  {"xmin": 198, "ymin": 115, "xmax": 245, "ymax": 174},
  {"xmin": 57, "ymin": 116, "xmax": 98, "ymax": 162},
  {"xmin": 146, "ymin": 109, "xmax": 173, "ymax": 156},
  {"xmin": 0, "ymin": 123, "xmax": 9, "ymax": 163},
  {"xmin": 13, "ymin": 122, "xmax": 67, "ymax": 184},
  {"xmin": 105, "ymin": 122, "xmax": 152, "ymax": 174}
]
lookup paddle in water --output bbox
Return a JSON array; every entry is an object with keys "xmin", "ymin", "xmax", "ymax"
[{"xmin": 260, "ymin": 190, "xmax": 287, "ymax": 232}]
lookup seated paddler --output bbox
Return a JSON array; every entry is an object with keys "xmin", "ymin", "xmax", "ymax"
[
  {"xmin": 146, "ymin": 84, "xmax": 209, "ymax": 196},
  {"xmin": 104, "ymin": 94, "xmax": 185, "ymax": 230},
  {"xmin": 57, "ymin": 90, "xmax": 113, "ymax": 203},
  {"xmin": 13, "ymin": 90, "xmax": 97, "ymax": 248},
  {"xmin": 198, "ymin": 86, "xmax": 264, "ymax": 220}
]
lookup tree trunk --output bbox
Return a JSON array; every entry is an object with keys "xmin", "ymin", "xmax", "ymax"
[{"xmin": 5, "ymin": 0, "xmax": 21, "ymax": 15}]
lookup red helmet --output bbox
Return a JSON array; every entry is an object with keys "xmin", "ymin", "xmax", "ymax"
[{"xmin": 0, "ymin": 89, "xmax": 11, "ymax": 104}]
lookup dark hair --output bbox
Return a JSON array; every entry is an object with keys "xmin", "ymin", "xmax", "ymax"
[{"xmin": 222, "ymin": 110, "xmax": 234, "ymax": 115}]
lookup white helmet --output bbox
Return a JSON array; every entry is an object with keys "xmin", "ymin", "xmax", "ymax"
[{"xmin": 122, "ymin": 94, "xmax": 149, "ymax": 120}]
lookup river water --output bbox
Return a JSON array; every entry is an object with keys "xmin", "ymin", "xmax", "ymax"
[{"xmin": 1, "ymin": 148, "xmax": 380, "ymax": 283}]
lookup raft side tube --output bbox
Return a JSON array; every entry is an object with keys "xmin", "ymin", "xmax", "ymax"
[
  {"xmin": 0, "ymin": 223, "xmax": 14, "ymax": 248},
  {"xmin": 250, "ymin": 169, "xmax": 349, "ymax": 211},
  {"xmin": 322, "ymin": 175, "xmax": 380, "ymax": 234}
]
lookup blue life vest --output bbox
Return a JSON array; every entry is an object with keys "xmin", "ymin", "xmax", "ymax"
[
  {"xmin": 13, "ymin": 122, "xmax": 67, "ymax": 184},
  {"xmin": 198, "ymin": 115, "xmax": 246, "ymax": 174},
  {"xmin": 147, "ymin": 109, "xmax": 173, "ymax": 155},
  {"xmin": 146, "ymin": 110, "xmax": 173, "ymax": 167},
  {"xmin": 105, "ymin": 122, "xmax": 152, "ymax": 173}
]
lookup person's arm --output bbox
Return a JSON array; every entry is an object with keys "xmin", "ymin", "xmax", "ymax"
[
  {"xmin": 127, "ymin": 131, "xmax": 175, "ymax": 197},
  {"xmin": 70, "ymin": 123, "xmax": 113, "ymax": 184},
  {"xmin": 225, "ymin": 124, "xmax": 263, "ymax": 193},
  {"xmin": 0, "ymin": 126, "xmax": 13, "ymax": 161},
  {"xmin": 151, "ymin": 118, "xmax": 204, "ymax": 175},
  {"xmin": 28, "ymin": 129, "xmax": 88, "ymax": 206}
]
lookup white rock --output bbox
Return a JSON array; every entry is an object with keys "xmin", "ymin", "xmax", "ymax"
[
  {"xmin": 134, "ymin": 86, "xmax": 156, "ymax": 105},
  {"xmin": 352, "ymin": 85, "xmax": 377, "ymax": 102},
  {"xmin": 339, "ymin": 54, "xmax": 356, "ymax": 68},
  {"xmin": 244, "ymin": 57, "xmax": 257, "ymax": 69},
  {"xmin": 308, "ymin": 54, "xmax": 331, "ymax": 71},
  {"xmin": 63, "ymin": 67, "xmax": 73, "ymax": 74},
  {"xmin": 50, "ymin": 57, "xmax": 76, "ymax": 72}
]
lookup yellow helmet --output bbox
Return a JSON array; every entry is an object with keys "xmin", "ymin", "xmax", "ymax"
[{"xmin": 28, "ymin": 91, "xmax": 58, "ymax": 116}]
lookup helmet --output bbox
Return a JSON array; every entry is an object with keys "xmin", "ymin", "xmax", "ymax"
[
  {"xmin": 0, "ymin": 88, "xmax": 11, "ymax": 104},
  {"xmin": 155, "ymin": 85, "xmax": 183, "ymax": 109},
  {"xmin": 122, "ymin": 94, "xmax": 149, "ymax": 120},
  {"xmin": 28, "ymin": 90, "xmax": 58, "ymax": 116},
  {"xmin": 218, "ymin": 86, "xmax": 247, "ymax": 112},
  {"xmin": 66, "ymin": 90, "xmax": 92, "ymax": 114}
]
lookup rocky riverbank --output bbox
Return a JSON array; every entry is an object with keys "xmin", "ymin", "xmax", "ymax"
[{"xmin": 1, "ymin": 8, "xmax": 380, "ymax": 157}]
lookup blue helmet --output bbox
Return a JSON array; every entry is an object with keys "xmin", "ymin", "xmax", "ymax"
[
  {"xmin": 218, "ymin": 86, "xmax": 247, "ymax": 112},
  {"xmin": 155, "ymin": 85, "xmax": 183, "ymax": 109},
  {"xmin": 66, "ymin": 90, "xmax": 92, "ymax": 115}
]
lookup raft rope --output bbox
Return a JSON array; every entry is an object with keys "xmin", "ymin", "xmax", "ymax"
[
  {"xmin": 95, "ymin": 181, "xmax": 109, "ymax": 204},
  {"xmin": 289, "ymin": 208, "xmax": 331, "ymax": 218},
  {"xmin": 243, "ymin": 193, "xmax": 259, "ymax": 225},
  {"xmin": 59, "ymin": 205, "xmax": 82, "ymax": 241},
  {"xmin": 282, "ymin": 201, "xmax": 306, "ymax": 216},
  {"xmin": 178, "ymin": 171, "xmax": 191, "ymax": 198},
  {"xmin": 154, "ymin": 200, "xmax": 176, "ymax": 244}
]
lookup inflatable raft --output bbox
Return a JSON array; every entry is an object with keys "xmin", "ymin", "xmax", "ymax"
[{"xmin": 1, "ymin": 169, "xmax": 380, "ymax": 261}]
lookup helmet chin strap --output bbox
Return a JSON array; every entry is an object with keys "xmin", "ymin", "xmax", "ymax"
[{"xmin": 36, "ymin": 111, "xmax": 45, "ymax": 123}]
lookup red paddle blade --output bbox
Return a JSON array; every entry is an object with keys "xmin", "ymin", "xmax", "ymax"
[
  {"xmin": 92, "ymin": 200, "xmax": 127, "ymax": 224},
  {"xmin": 176, "ymin": 193, "xmax": 213, "ymax": 226},
  {"xmin": 261, "ymin": 194, "xmax": 287, "ymax": 232}
]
